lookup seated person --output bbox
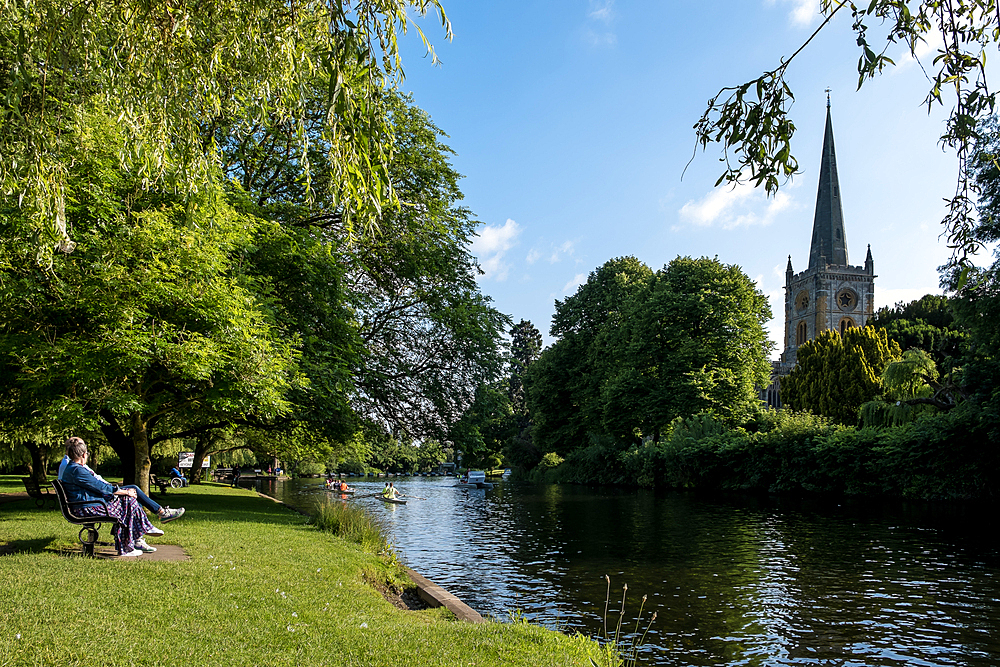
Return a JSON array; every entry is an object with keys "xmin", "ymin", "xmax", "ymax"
[
  {"xmin": 169, "ymin": 466, "xmax": 188, "ymax": 486},
  {"xmin": 57, "ymin": 454, "xmax": 185, "ymax": 531},
  {"xmin": 58, "ymin": 437, "xmax": 183, "ymax": 557}
]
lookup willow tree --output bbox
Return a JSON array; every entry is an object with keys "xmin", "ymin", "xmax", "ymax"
[
  {"xmin": 695, "ymin": 0, "xmax": 1000, "ymax": 271},
  {"xmin": 0, "ymin": 0, "xmax": 451, "ymax": 264},
  {"xmin": 782, "ymin": 327, "xmax": 902, "ymax": 425}
]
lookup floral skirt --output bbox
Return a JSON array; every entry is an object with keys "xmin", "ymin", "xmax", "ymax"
[{"xmin": 77, "ymin": 496, "xmax": 154, "ymax": 554}]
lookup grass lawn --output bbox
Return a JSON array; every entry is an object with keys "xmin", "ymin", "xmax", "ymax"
[{"xmin": 0, "ymin": 479, "xmax": 597, "ymax": 667}]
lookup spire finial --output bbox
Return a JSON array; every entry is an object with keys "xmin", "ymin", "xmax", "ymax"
[{"xmin": 825, "ymin": 88, "xmax": 831, "ymax": 108}]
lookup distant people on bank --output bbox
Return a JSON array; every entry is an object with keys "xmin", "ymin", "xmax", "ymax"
[
  {"xmin": 57, "ymin": 437, "xmax": 185, "ymax": 557},
  {"xmin": 231, "ymin": 468, "xmax": 241, "ymax": 487}
]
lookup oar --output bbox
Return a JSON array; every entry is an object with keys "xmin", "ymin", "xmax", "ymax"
[
  {"xmin": 346, "ymin": 492, "xmax": 381, "ymax": 500},
  {"xmin": 401, "ymin": 493, "xmax": 426, "ymax": 500}
]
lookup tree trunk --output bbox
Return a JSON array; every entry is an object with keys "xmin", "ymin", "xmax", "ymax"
[
  {"xmin": 131, "ymin": 412, "xmax": 152, "ymax": 496},
  {"xmin": 189, "ymin": 433, "xmax": 213, "ymax": 484},
  {"xmin": 100, "ymin": 409, "xmax": 136, "ymax": 485},
  {"xmin": 23, "ymin": 442, "xmax": 50, "ymax": 484}
]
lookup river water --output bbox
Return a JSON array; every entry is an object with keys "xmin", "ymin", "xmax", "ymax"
[{"xmin": 260, "ymin": 476, "xmax": 1000, "ymax": 666}]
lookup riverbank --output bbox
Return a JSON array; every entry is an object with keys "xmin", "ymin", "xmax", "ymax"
[{"xmin": 0, "ymin": 479, "xmax": 597, "ymax": 666}]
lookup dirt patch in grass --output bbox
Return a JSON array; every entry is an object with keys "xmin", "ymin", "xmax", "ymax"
[{"xmin": 365, "ymin": 573, "xmax": 429, "ymax": 611}]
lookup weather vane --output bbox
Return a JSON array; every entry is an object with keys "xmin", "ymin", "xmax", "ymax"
[{"xmin": 825, "ymin": 88, "xmax": 831, "ymax": 107}]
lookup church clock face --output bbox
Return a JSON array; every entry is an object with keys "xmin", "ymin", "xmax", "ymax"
[
  {"xmin": 795, "ymin": 290, "xmax": 810, "ymax": 311},
  {"xmin": 836, "ymin": 288, "xmax": 858, "ymax": 311}
]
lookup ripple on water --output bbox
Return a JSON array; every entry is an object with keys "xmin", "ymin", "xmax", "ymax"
[{"xmin": 267, "ymin": 478, "xmax": 1000, "ymax": 667}]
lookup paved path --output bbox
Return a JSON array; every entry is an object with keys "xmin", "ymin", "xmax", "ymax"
[{"xmin": 89, "ymin": 544, "xmax": 190, "ymax": 561}]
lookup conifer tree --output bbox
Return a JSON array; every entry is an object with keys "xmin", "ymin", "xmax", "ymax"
[{"xmin": 782, "ymin": 327, "xmax": 901, "ymax": 425}]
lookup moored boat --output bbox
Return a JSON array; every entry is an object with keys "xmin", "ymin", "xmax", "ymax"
[{"xmin": 454, "ymin": 470, "xmax": 494, "ymax": 490}]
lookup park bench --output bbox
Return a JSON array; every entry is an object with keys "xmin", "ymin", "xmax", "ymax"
[
  {"xmin": 21, "ymin": 477, "xmax": 56, "ymax": 509},
  {"xmin": 51, "ymin": 478, "xmax": 121, "ymax": 557},
  {"xmin": 149, "ymin": 474, "xmax": 170, "ymax": 496}
]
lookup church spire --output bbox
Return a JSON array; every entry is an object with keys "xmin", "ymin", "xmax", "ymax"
[{"xmin": 808, "ymin": 103, "xmax": 849, "ymax": 269}]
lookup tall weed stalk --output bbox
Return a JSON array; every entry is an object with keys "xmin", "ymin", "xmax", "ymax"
[{"xmin": 591, "ymin": 575, "xmax": 657, "ymax": 667}]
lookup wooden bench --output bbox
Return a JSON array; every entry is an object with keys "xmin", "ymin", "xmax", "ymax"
[
  {"xmin": 21, "ymin": 477, "xmax": 56, "ymax": 509},
  {"xmin": 51, "ymin": 478, "xmax": 121, "ymax": 557}
]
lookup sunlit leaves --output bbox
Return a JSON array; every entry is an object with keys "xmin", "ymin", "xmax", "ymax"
[
  {"xmin": 696, "ymin": 0, "xmax": 1000, "ymax": 267},
  {"xmin": 0, "ymin": 0, "xmax": 451, "ymax": 262}
]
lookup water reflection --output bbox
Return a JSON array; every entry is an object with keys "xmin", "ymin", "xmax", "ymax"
[{"xmin": 264, "ymin": 477, "xmax": 1000, "ymax": 666}]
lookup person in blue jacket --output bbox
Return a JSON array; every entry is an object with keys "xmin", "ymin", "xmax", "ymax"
[
  {"xmin": 58, "ymin": 437, "xmax": 184, "ymax": 556},
  {"xmin": 169, "ymin": 465, "xmax": 187, "ymax": 486}
]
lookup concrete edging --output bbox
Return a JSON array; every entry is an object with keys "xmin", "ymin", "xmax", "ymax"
[{"xmin": 406, "ymin": 568, "xmax": 484, "ymax": 623}]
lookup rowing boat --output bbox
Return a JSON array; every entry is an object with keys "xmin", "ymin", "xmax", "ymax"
[
  {"xmin": 324, "ymin": 487, "xmax": 356, "ymax": 494},
  {"xmin": 377, "ymin": 496, "xmax": 407, "ymax": 505}
]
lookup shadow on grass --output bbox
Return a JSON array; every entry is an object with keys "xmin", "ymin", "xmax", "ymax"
[
  {"xmin": 151, "ymin": 487, "xmax": 310, "ymax": 527},
  {"xmin": 0, "ymin": 536, "xmax": 60, "ymax": 556}
]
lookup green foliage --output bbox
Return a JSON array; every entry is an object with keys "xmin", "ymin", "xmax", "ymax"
[
  {"xmin": 868, "ymin": 294, "xmax": 967, "ymax": 364},
  {"xmin": 537, "ymin": 452, "xmax": 564, "ymax": 470},
  {"xmin": 525, "ymin": 256, "xmax": 771, "ymax": 469},
  {"xmin": 0, "ymin": 0, "xmax": 451, "ymax": 262},
  {"xmin": 601, "ymin": 257, "xmax": 773, "ymax": 439},
  {"xmin": 508, "ymin": 319, "xmax": 543, "ymax": 416},
  {"xmin": 782, "ymin": 328, "xmax": 902, "ymax": 425},
  {"xmin": 695, "ymin": 1, "xmax": 999, "ymax": 266}
]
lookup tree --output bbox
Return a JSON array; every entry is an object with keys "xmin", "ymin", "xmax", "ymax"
[
  {"xmin": 860, "ymin": 348, "xmax": 963, "ymax": 426},
  {"xmin": 0, "ymin": 0, "xmax": 451, "ymax": 262},
  {"xmin": 694, "ymin": 1, "xmax": 1000, "ymax": 268},
  {"xmin": 527, "ymin": 257, "xmax": 654, "ymax": 457},
  {"xmin": 599, "ymin": 257, "xmax": 773, "ymax": 442},
  {"xmin": 868, "ymin": 294, "xmax": 968, "ymax": 364},
  {"xmin": 508, "ymin": 320, "xmax": 543, "ymax": 416},
  {"xmin": 340, "ymin": 96, "xmax": 508, "ymax": 441},
  {"xmin": 782, "ymin": 327, "xmax": 902, "ymax": 425},
  {"xmin": 0, "ymin": 115, "xmax": 302, "ymax": 492}
]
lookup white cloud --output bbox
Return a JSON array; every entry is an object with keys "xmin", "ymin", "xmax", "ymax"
[
  {"xmin": 584, "ymin": 29, "xmax": 617, "ymax": 47},
  {"xmin": 588, "ymin": 0, "xmax": 614, "ymax": 23},
  {"xmin": 550, "ymin": 240, "xmax": 575, "ymax": 263},
  {"xmin": 765, "ymin": 0, "xmax": 820, "ymax": 27},
  {"xmin": 893, "ymin": 29, "xmax": 945, "ymax": 73},
  {"xmin": 678, "ymin": 182, "xmax": 793, "ymax": 229},
  {"xmin": 584, "ymin": 0, "xmax": 616, "ymax": 47},
  {"xmin": 562, "ymin": 272, "xmax": 587, "ymax": 294},
  {"xmin": 527, "ymin": 240, "xmax": 576, "ymax": 265},
  {"xmin": 472, "ymin": 219, "xmax": 521, "ymax": 281}
]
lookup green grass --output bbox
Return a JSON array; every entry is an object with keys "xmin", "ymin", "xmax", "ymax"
[
  {"xmin": 0, "ymin": 479, "xmax": 597, "ymax": 667},
  {"xmin": 310, "ymin": 500, "xmax": 391, "ymax": 556},
  {"xmin": 0, "ymin": 474, "xmax": 30, "ymax": 495}
]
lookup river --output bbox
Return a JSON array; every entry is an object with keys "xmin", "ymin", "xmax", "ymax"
[{"xmin": 257, "ymin": 476, "xmax": 1000, "ymax": 666}]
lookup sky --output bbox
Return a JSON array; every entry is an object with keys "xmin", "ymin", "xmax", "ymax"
[{"xmin": 396, "ymin": 0, "xmax": 963, "ymax": 357}]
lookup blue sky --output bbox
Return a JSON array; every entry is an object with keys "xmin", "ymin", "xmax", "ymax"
[{"xmin": 398, "ymin": 1, "xmax": 960, "ymax": 355}]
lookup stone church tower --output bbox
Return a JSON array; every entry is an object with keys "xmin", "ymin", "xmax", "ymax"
[{"xmin": 763, "ymin": 101, "xmax": 876, "ymax": 405}]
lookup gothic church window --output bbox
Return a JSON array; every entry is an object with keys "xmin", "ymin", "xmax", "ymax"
[{"xmin": 796, "ymin": 321, "xmax": 808, "ymax": 346}]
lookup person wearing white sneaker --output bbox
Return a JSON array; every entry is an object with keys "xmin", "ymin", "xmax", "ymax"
[
  {"xmin": 135, "ymin": 538, "xmax": 157, "ymax": 553},
  {"xmin": 57, "ymin": 437, "xmax": 159, "ymax": 558},
  {"xmin": 119, "ymin": 548, "xmax": 144, "ymax": 558}
]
